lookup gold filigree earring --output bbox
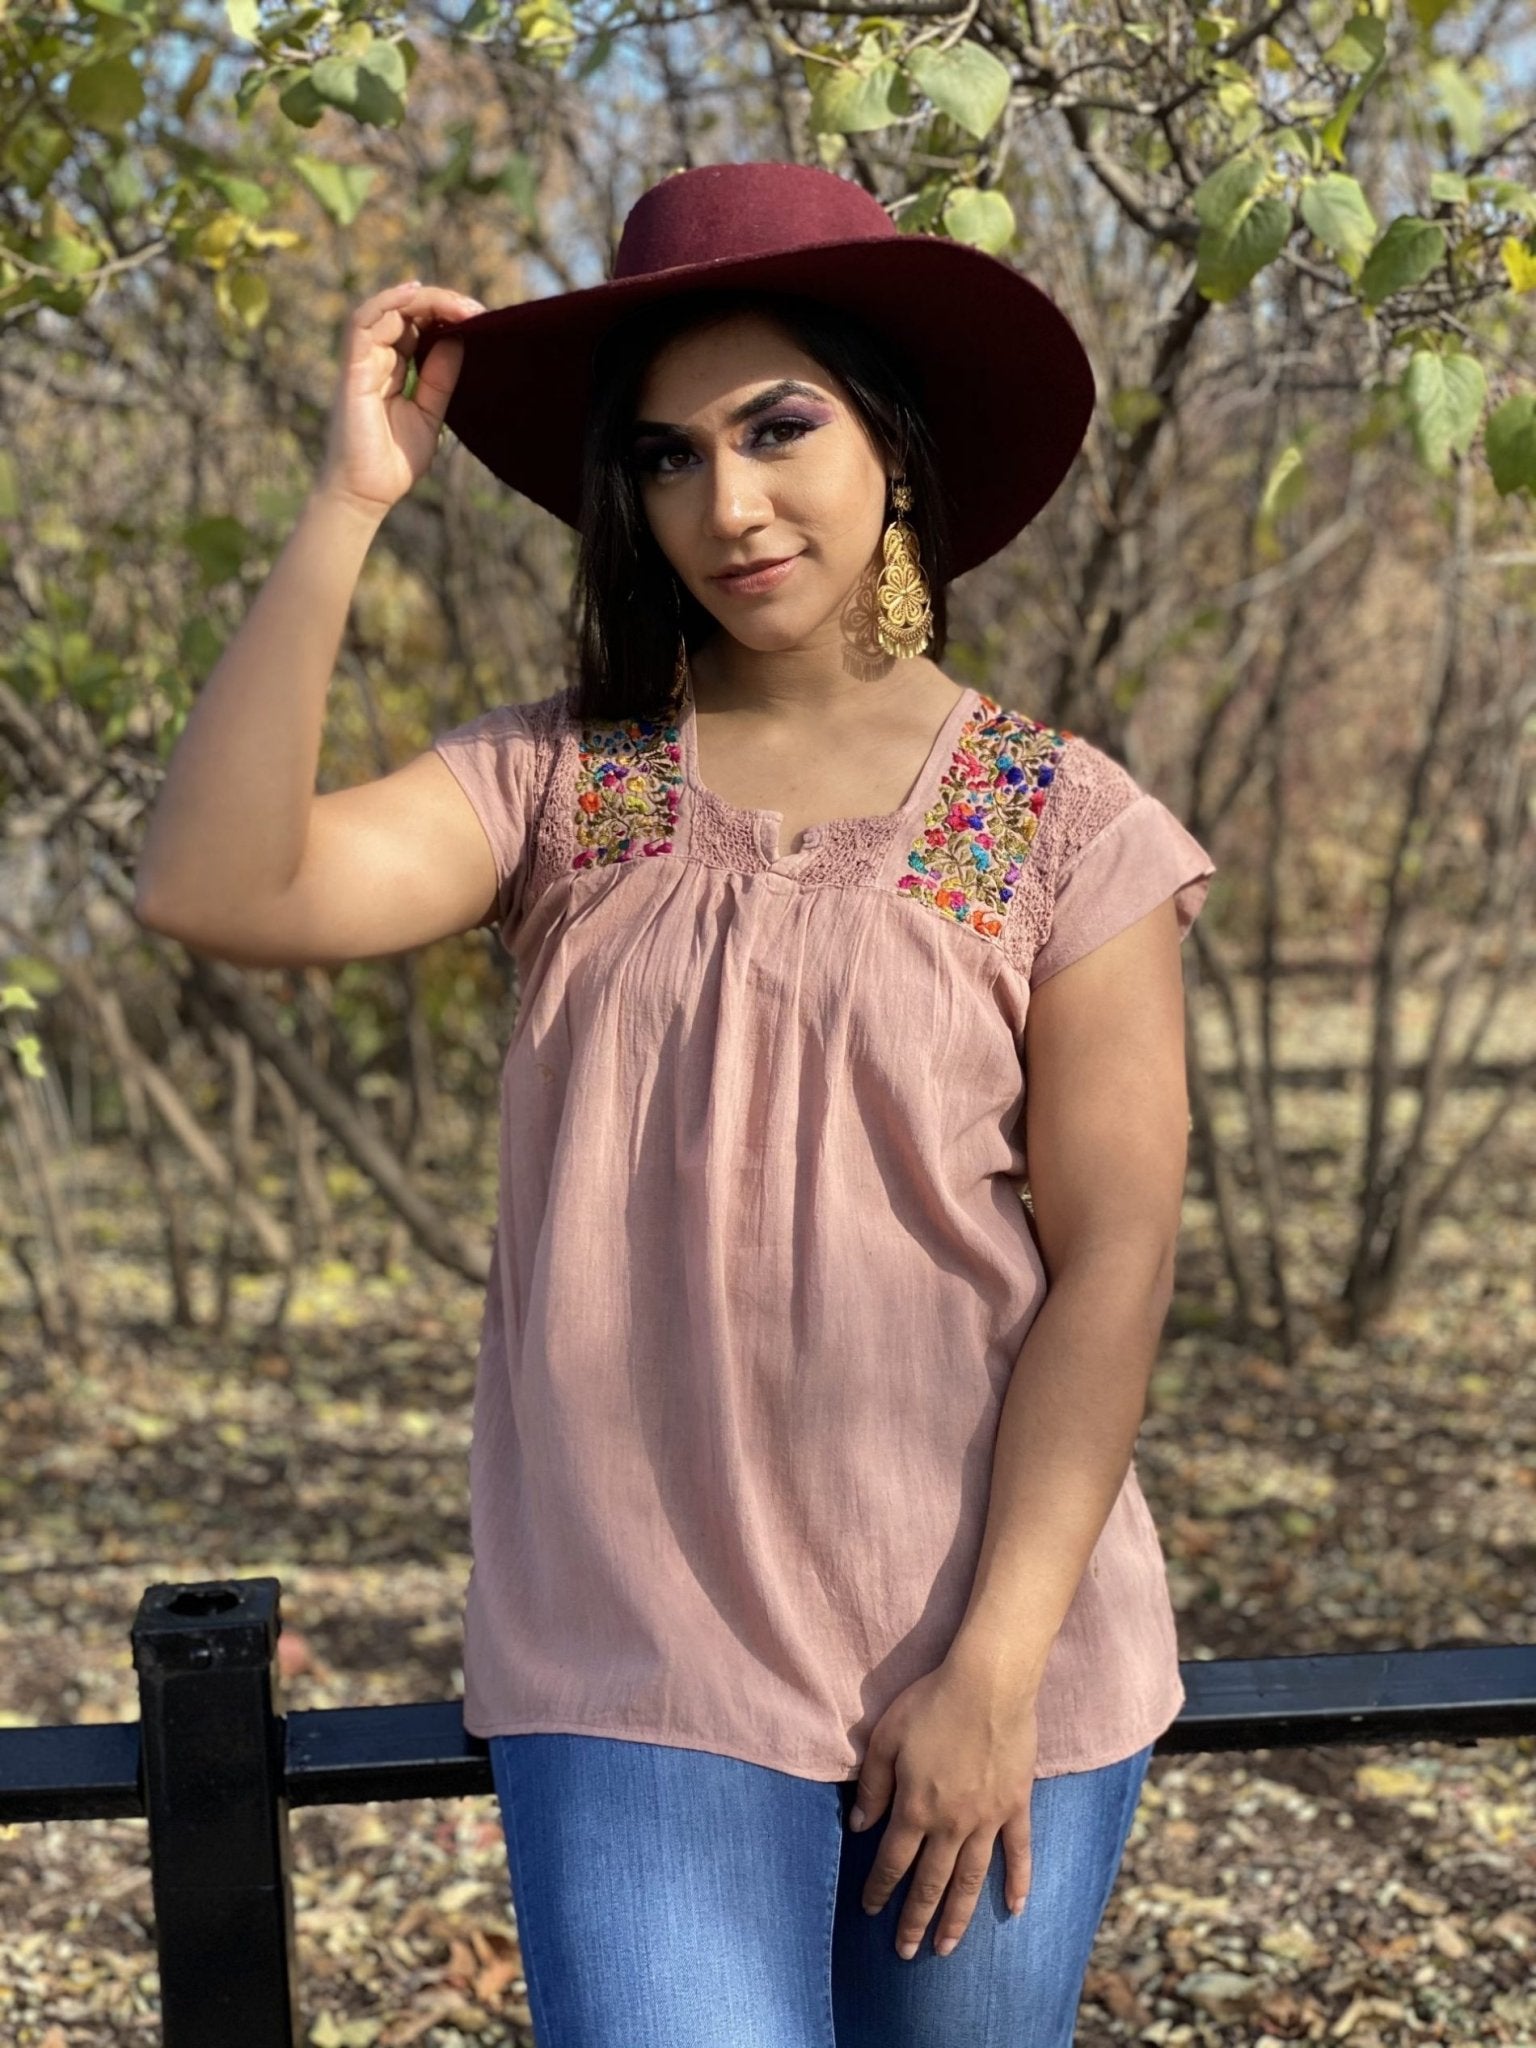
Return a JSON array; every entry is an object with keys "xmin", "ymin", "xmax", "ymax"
[
  {"xmin": 874, "ymin": 476, "xmax": 934, "ymax": 660},
  {"xmin": 670, "ymin": 577, "xmax": 690, "ymax": 704}
]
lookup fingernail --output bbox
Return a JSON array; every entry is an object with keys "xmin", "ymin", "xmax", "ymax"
[
  {"xmin": 897, "ymin": 1939, "xmax": 918, "ymax": 1960},
  {"xmin": 849, "ymin": 1806, "xmax": 866, "ymax": 1831},
  {"xmin": 1010, "ymin": 1897, "xmax": 1025, "ymax": 1916},
  {"xmin": 935, "ymin": 1937, "xmax": 957, "ymax": 1957}
]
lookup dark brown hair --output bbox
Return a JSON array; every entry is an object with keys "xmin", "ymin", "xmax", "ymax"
[{"xmin": 567, "ymin": 287, "xmax": 955, "ymax": 726}]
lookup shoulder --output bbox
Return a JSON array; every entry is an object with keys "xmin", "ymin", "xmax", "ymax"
[
  {"xmin": 503, "ymin": 680, "xmax": 580, "ymax": 748},
  {"xmin": 433, "ymin": 681, "xmax": 575, "ymax": 750},
  {"xmin": 430, "ymin": 687, "xmax": 578, "ymax": 849},
  {"xmin": 960, "ymin": 699, "xmax": 1158, "ymax": 971},
  {"xmin": 966, "ymin": 696, "xmax": 1142, "ymax": 856}
]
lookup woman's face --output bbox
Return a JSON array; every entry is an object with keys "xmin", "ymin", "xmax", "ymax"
[{"xmin": 629, "ymin": 311, "xmax": 891, "ymax": 654}]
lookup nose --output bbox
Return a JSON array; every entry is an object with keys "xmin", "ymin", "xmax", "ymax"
[{"xmin": 701, "ymin": 444, "xmax": 773, "ymax": 538}]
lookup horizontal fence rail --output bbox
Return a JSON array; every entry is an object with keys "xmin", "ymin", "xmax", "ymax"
[{"xmin": 1, "ymin": 1577, "xmax": 1533, "ymax": 2046}]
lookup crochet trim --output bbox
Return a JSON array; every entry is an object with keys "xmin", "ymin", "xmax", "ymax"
[{"xmin": 522, "ymin": 687, "xmax": 1143, "ymax": 983}]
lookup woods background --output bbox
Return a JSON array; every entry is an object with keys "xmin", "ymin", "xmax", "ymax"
[{"xmin": 2, "ymin": 1, "xmax": 1535, "ymax": 2042}]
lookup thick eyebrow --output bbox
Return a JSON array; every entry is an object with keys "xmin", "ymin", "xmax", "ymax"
[{"xmin": 629, "ymin": 379, "xmax": 831, "ymax": 442}]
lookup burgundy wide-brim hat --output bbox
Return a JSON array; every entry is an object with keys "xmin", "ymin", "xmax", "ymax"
[{"xmin": 414, "ymin": 160, "xmax": 1096, "ymax": 581}]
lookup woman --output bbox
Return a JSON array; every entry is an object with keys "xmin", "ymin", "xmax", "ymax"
[{"xmin": 135, "ymin": 160, "xmax": 1216, "ymax": 2046}]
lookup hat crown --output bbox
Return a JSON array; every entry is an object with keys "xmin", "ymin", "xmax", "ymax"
[{"xmin": 613, "ymin": 161, "xmax": 895, "ymax": 282}]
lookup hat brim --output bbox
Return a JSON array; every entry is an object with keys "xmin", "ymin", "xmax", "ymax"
[{"xmin": 416, "ymin": 232, "xmax": 1095, "ymax": 581}]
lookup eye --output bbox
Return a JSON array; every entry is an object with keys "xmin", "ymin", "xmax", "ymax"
[
  {"xmin": 758, "ymin": 416, "xmax": 814, "ymax": 449},
  {"xmin": 635, "ymin": 414, "xmax": 819, "ymax": 478}
]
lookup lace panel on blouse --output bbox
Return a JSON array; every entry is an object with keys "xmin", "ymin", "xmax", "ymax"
[
  {"xmin": 524, "ymin": 688, "xmax": 1143, "ymax": 985},
  {"xmin": 998, "ymin": 731, "xmax": 1143, "ymax": 977}
]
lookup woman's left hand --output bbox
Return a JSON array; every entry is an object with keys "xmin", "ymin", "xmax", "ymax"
[{"xmin": 849, "ymin": 1648, "xmax": 1042, "ymax": 1959}]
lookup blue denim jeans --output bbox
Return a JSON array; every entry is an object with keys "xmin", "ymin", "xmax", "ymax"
[{"xmin": 488, "ymin": 1731, "xmax": 1155, "ymax": 2046}]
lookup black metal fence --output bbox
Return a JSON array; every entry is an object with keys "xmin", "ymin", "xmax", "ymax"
[{"xmin": 2, "ymin": 1576, "xmax": 1534, "ymax": 2046}]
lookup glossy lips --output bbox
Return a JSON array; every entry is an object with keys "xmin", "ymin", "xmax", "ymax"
[{"xmin": 712, "ymin": 553, "xmax": 802, "ymax": 595}]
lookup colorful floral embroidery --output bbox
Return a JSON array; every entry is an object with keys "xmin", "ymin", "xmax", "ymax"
[
  {"xmin": 572, "ymin": 714, "xmax": 683, "ymax": 870},
  {"xmin": 897, "ymin": 695, "xmax": 1073, "ymax": 938}
]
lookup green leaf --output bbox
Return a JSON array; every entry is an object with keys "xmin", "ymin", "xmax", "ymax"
[
  {"xmin": 1193, "ymin": 153, "xmax": 1265, "ymax": 230},
  {"xmin": 1359, "ymin": 215, "xmax": 1445, "ymax": 305},
  {"xmin": 14, "ymin": 1035, "xmax": 47, "ymax": 1081},
  {"xmin": 1197, "ymin": 195, "xmax": 1290, "ymax": 301},
  {"xmin": 208, "ymin": 174, "xmax": 271, "ymax": 219},
  {"xmin": 291, "ymin": 156, "xmax": 376, "ymax": 226},
  {"xmin": 1429, "ymin": 170, "xmax": 1468, "ymax": 204},
  {"xmin": 1470, "ymin": 176, "xmax": 1536, "ymax": 221},
  {"xmin": 495, "ymin": 150, "xmax": 540, "ymax": 223},
  {"xmin": 1192, "ymin": 159, "xmax": 1291, "ymax": 302},
  {"xmin": 1407, "ymin": 0, "xmax": 1463, "ymax": 27},
  {"xmin": 181, "ymin": 514, "xmax": 253, "ymax": 586},
  {"xmin": 65, "ymin": 56, "xmax": 145, "ymax": 135},
  {"xmin": 309, "ymin": 56, "xmax": 359, "ymax": 106},
  {"xmin": 1426, "ymin": 58, "xmax": 1483, "ymax": 153},
  {"xmin": 805, "ymin": 53, "xmax": 902, "ymax": 135},
  {"xmin": 1325, "ymin": 11, "xmax": 1386, "ymax": 72},
  {"xmin": 896, "ymin": 180, "xmax": 949, "ymax": 235},
  {"xmin": 1107, "ymin": 386, "xmax": 1164, "ymax": 437},
  {"xmin": 227, "ymin": 0, "xmax": 261, "ymax": 41},
  {"xmin": 941, "ymin": 187, "xmax": 1015, "ymax": 255},
  {"xmin": 306, "ymin": 53, "xmax": 403, "ymax": 125},
  {"xmin": 1298, "ymin": 172, "xmax": 1377, "ymax": 272},
  {"xmin": 903, "ymin": 42, "xmax": 1011, "ymax": 142},
  {"xmin": 1484, "ymin": 393, "xmax": 1536, "ymax": 497},
  {"xmin": 1402, "ymin": 349, "xmax": 1485, "ymax": 472},
  {"xmin": 1277, "ymin": 122, "xmax": 1327, "ymax": 171},
  {"xmin": 226, "ymin": 269, "xmax": 270, "ymax": 328},
  {"xmin": 360, "ymin": 40, "xmax": 408, "ymax": 96},
  {"xmin": 277, "ymin": 73, "xmax": 327, "ymax": 127},
  {"xmin": 1259, "ymin": 441, "xmax": 1306, "ymax": 522},
  {"xmin": 1318, "ymin": 36, "xmax": 1386, "ymax": 164}
]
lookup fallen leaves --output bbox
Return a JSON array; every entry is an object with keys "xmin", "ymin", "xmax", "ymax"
[{"xmin": 3, "ymin": 1084, "xmax": 1534, "ymax": 2043}]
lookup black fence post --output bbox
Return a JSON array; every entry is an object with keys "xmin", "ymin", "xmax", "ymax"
[{"xmin": 131, "ymin": 1578, "xmax": 300, "ymax": 2047}]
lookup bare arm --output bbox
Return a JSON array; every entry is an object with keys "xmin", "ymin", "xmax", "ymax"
[
  {"xmin": 133, "ymin": 279, "xmax": 495, "ymax": 967},
  {"xmin": 947, "ymin": 897, "xmax": 1190, "ymax": 1687}
]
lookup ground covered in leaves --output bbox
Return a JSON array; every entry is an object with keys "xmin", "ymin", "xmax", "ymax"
[{"xmin": 2, "ymin": 987, "xmax": 1533, "ymax": 2044}]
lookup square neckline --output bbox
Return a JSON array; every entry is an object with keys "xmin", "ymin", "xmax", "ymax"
[{"xmin": 676, "ymin": 666, "xmax": 979, "ymax": 865}]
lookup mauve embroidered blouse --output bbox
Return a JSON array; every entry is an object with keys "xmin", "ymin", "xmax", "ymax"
[{"xmin": 430, "ymin": 671, "xmax": 1217, "ymax": 1782}]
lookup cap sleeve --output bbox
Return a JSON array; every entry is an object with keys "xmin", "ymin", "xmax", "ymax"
[
  {"xmin": 431, "ymin": 700, "xmax": 541, "ymax": 935},
  {"xmin": 1024, "ymin": 737, "xmax": 1216, "ymax": 989}
]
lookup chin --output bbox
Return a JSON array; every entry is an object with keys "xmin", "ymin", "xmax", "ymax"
[{"xmin": 736, "ymin": 620, "xmax": 816, "ymax": 652}]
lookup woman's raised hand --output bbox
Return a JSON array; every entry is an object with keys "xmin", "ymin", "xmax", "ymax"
[{"xmin": 315, "ymin": 281, "xmax": 486, "ymax": 519}]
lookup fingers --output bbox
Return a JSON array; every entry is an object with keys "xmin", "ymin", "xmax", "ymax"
[
  {"xmin": 346, "ymin": 283, "xmax": 485, "ymax": 370},
  {"xmin": 848, "ymin": 1749, "xmax": 892, "ymax": 1834},
  {"xmin": 408, "ymin": 331, "xmax": 468, "ymax": 430},
  {"xmin": 999, "ymin": 1808, "xmax": 1033, "ymax": 1917},
  {"xmin": 863, "ymin": 1819, "xmax": 965, "ymax": 1959},
  {"xmin": 861, "ymin": 1815, "xmax": 1028, "ymax": 1959},
  {"xmin": 344, "ymin": 283, "xmax": 486, "ymax": 425},
  {"xmin": 925, "ymin": 1833, "xmax": 992, "ymax": 1957},
  {"xmin": 355, "ymin": 280, "xmax": 486, "ymax": 331}
]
